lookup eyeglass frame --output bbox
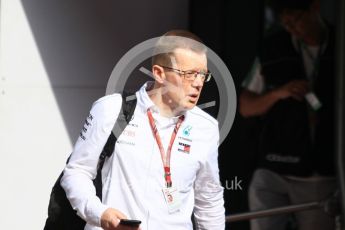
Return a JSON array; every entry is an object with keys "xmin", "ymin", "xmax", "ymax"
[{"xmin": 159, "ymin": 65, "xmax": 212, "ymax": 83}]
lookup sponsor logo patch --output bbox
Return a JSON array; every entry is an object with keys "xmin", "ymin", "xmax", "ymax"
[
  {"xmin": 178, "ymin": 136, "xmax": 192, "ymax": 143},
  {"xmin": 178, "ymin": 142, "xmax": 191, "ymax": 154},
  {"xmin": 79, "ymin": 113, "xmax": 93, "ymax": 141},
  {"xmin": 116, "ymin": 139, "xmax": 135, "ymax": 146}
]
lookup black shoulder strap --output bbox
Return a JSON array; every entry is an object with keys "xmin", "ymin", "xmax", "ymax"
[
  {"xmin": 95, "ymin": 93, "xmax": 137, "ymax": 198},
  {"xmin": 99, "ymin": 93, "xmax": 137, "ymax": 160}
]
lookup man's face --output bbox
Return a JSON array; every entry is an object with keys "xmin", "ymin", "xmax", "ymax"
[
  {"xmin": 280, "ymin": 8, "xmax": 320, "ymax": 44},
  {"xmin": 163, "ymin": 48, "xmax": 207, "ymax": 112},
  {"xmin": 280, "ymin": 9, "xmax": 308, "ymax": 37}
]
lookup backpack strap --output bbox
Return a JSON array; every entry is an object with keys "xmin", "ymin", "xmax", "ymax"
[{"xmin": 94, "ymin": 93, "xmax": 137, "ymax": 198}]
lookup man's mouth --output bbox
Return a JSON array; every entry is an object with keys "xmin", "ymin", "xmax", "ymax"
[{"xmin": 188, "ymin": 94, "xmax": 199, "ymax": 102}]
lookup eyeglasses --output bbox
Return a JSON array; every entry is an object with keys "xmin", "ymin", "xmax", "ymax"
[{"xmin": 160, "ymin": 65, "xmax": 212, "ymax": 83}]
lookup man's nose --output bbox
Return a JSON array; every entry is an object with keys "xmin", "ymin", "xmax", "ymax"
[{"xmin": 192, "ymin": 75, "xmax": 204, "ymax": 88}]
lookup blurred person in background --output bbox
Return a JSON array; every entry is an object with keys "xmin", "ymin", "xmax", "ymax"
[{"xmin": 239, "ymin": 0, "xmax": 336, "ymax": 229}]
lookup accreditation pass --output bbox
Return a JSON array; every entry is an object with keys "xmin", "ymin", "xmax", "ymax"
[{"xmin": 162, "ymin": 186, "xmax": 182, "ymax": 214}]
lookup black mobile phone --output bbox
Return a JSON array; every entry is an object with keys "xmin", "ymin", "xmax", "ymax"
[{"xmin": 119, "ymin": 219, "xmax": 141, "ymax": 227}]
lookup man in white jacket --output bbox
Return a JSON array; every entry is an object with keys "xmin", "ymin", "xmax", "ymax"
[{"xmin": 61, "ymin": 30, "xmax": 225, "ymax": 230}]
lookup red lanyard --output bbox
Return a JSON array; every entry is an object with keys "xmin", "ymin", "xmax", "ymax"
[{"xmin": 147, "ymin": 109, "xmax": 185, "ymax": 188}]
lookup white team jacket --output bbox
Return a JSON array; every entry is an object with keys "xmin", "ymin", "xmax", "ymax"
[{"xmin": 61, "ymin": 82, "xmax": 225, "ymax": 230}]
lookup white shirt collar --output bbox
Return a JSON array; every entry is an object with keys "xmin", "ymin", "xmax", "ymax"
[
  {"xmin": 136, "ymin": 81, "xmax": 185, "ymax": 126},
  {"xmin": 136, "ymin": 81, "xmax": 157, "ymax": 112}
]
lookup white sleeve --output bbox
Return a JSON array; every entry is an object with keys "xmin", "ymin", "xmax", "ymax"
[
  {"xmin": 193, "ymin": 126, "xmax": 225, "ymax": 230},
  {"xmin": 60, "ymin": 94, "xmax": 122, "ymax": 227},
  {"xmin": 242, "ymin": 57, "xmax": 265, "ymax": 94}
]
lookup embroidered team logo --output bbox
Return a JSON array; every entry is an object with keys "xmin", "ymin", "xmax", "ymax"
[
  {"xmin": 178, "ymin": 142, "xmax": 191, "ymax": 154},
  {"xmin": 182, "ymin": 125, "xmax": 192, "ymax": 137}
]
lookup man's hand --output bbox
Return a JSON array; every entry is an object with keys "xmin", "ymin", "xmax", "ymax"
[
  {"xmin": 100, "ymin": 208, "xmax": 140, "ymax": 230},
  {"xmin": 274, "ymin": 80, "xmax": 309, "ymax": 101}
]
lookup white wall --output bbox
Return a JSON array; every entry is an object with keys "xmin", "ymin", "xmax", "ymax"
[{"xmin": 0, "ymin": 0, "xmax": 189, "ymax": 228}]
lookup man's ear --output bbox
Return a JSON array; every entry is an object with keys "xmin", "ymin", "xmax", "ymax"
[{"xmin": 152, "ymin": 65, "xmax": 165, "ymax": 84}]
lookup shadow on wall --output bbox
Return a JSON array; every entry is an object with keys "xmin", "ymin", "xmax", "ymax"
[{"xmin": 20, "ymin": 0, "xmax": 189, "ymax": 143}]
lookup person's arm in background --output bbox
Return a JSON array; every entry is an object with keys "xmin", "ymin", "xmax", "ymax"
[
  {"xmin": 193, "ymin": 124, "xmax": 225, "ymax": 230},
  {"xmin": 60, "ymin": 95, "xmax": 136, "ymax": 230},
  {"xmin": 239, "ymin": 58, "xmax": 309, "ymax": 117}
]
